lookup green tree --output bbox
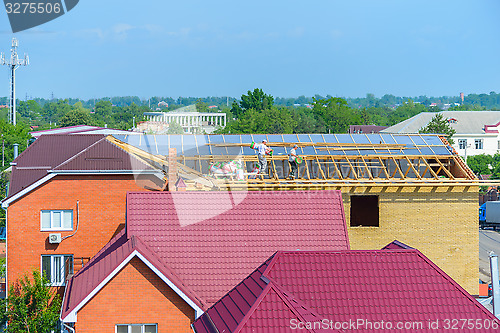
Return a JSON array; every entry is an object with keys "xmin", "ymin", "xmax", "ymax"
[
  {"xmin": 219, "ymin": 106, "xmax": 296, "ymax": 134},
  {"xmin": 58, "ymin": 109, "xmax": 92, "ymax": 127},
  {"xmin": 167, "ymin": 121, "xmax": 184, "ymax": 134},
  {"xmin": 0, "ymin": 270, "xmax": 61, "ymax": 332},
  {"xmin": 467, "ymin": 154, "xmax": 494, "ymax": 176},
  {"xmin": 311, "ymin": 97, "xmax": 357, "ymax": 133},
  {"xmin": 418, "ymin": 113, "xmax": 456, "ymax": 144},
  {"xmin": 231, "ymin": 89, "xmax": 274, "ymax": 118}
]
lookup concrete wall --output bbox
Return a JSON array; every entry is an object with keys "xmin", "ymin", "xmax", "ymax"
[{"xmin": 343, "ymin": 185, "xmax": 479, "ymax": 295}]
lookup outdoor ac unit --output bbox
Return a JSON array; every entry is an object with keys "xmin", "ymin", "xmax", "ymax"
[{"xmin": 49, "ymin": 233, "xmax": 61, "ymax": 244}]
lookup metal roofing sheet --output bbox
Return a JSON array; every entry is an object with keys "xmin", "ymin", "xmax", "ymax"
[
  {"xmin": 6, "ymin": 135, "xmax": 104, "ymax": 199},
  {"xmin": 126, "ymin": 190, "xmax": 349, "ymax": 306},
  {"xmin": 194, "ymin": 249, "xmax": 499, "ymax": 333},
  {"xmin": 53, "ymin": 137, "xmax": 156, "ymax": 172}
]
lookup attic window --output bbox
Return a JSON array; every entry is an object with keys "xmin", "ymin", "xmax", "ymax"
[{"xmin": 350, "ymin": 195, "xmax": 379, "ymax": 227}]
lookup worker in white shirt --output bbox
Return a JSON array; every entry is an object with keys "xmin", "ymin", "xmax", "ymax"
[
  {"xmin": 253, "ymin": 139, "xmax": 269, "ymax": 175},
  {"xmin": 289, "ymin": 144, "xmax": 299, "ymax": 179}
]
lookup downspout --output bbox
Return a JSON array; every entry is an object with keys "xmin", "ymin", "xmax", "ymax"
[
  {"xmin": 62, "ymin": 201, "xmax": 79, "ymax": 241},
  {"xmin": 490, "ymin": 251, "xmax": 500, "ymax": 318}
]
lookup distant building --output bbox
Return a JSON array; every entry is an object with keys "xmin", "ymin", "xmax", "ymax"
[
  {"xmin": 143, "ymin": 105, "xmax": 226, "ymax": 134},
  {"xmin": 382, "ymin": 111, "xmax": 500, "ymax": 158},
  {"xmin": 348, "ymin": 125, "xmax": 388, "ymax": 134}
]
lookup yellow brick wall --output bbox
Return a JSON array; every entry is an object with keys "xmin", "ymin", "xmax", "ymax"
[{"xmin": 343, "ymin": 185, "xmax": 479, "ymax": 295}]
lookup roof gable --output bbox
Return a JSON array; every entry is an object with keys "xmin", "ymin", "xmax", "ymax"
[
  {"xmin": 127, "ymin": 190, "xmax": 349, "ymax": 305},
  {"xmin": 61, "ymin": 229, "xmax": 204, "ymax": 322}
]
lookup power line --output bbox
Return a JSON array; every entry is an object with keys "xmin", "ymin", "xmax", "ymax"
[{"xmin": 1, "ymin": 38, "xmax": 29, "ymax": 126}]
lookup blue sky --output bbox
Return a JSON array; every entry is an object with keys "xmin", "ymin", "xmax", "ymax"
[{"xmin": 0, "ymin": 0, "xmax": 499, "ymax": 100}]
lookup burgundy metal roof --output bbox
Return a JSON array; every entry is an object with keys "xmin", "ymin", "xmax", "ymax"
[
  {"xmin": 194, "ymin": 249, "xmax": 499, "ymax": 333},
  {"xmin": 127, "ymin": 190, "xmax": 349, "ymax": 305},
  {"xmin": 61, "ymin": 229, "xmax": 205, "ymax": 321},
  {"xmin": 6, "ymin": 135, "xmax": 104, "ymax": 199},
  {"xmin": 381, "ymin": 240, "xmax": 414, "ymax": 250},
  {"xmin": 53, "ymin": 137, "xmax": 156, "ymax": 172},
  {"xmin": 4, "ymin": 135, "xmax": 157, "ymax": 203}
]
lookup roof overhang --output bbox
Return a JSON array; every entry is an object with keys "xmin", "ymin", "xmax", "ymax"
[
  {"xmin": 2, "ymin": 170, "xmax": 165, "ymax": 208},
  {"xmin": 1, "ymin": 173, "xmax": 56, "ymax": 208},
  {"xmin": 61, "ymin": 250, "xmax": 204, "ymax": 323}
]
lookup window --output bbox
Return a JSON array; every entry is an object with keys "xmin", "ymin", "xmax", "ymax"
[
  {"xmin": 41, "ymin": 210, "xmax": 73, "ymax": 231},
  {"xmin": 458, "ymin": 139, "xmax": 467, "ymax": 150},
  {"xmin": 116, "ymin": 324, "xmax": 157, "ymax": 333},
  {"xmin": 41, "ymin": 255, "xmax": 73, "ymax": 286},
  {"xmin": 350, "ymin": 195, "xmax": 379, "ymax": 227},
  {"xmin": 475, "ymin": 139, "xmax": 484, "ymax": 150}
]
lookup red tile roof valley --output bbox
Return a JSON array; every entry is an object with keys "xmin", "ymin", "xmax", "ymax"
[{"xmin": 193, "ymin": 249, "xmax": 499, "ymax": 333}]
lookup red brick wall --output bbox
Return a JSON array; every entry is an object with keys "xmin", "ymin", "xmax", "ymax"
[
  {"xmin": 6, "ymin": 175, "xmax": 148, "ymax": 288},
  {"xmin": 76, "ymin": 257, "xmax": 195, "ymax": 333}
]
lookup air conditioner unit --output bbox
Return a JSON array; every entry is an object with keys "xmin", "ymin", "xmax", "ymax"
[{"xmin": 49, "ymin": 233, "xmax": 61, "ymax": 244}]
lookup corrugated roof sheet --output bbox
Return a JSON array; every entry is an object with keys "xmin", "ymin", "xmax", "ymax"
[
  {"xmin": 127, "ymin": 190, "xmax": 349, "ymax": 305},
  {"xmin": 6, "ymin": 135, "xmax": 104, "ymax": 199},
  {"xmin": 53, "ymin": 137, "xmax": 156, "ymax": 172},
  {"xmin": 4, "ymin": 135, "xmax": 159, "ymax": 203},
  {"xmin": 194, "ymin": 249, "xmax": 499, "ymax": 333}
]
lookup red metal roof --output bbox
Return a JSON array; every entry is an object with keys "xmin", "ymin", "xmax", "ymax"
[
  {"xmin": 194, "ymin": 249, "xmax": 499, "ymax": 333},
  {"xmin": 6, "ymin": 135, "xmax": 104, "ymax": 199},
  {"xmin": 4, "ymin": 135, "xmax": 158, "ymax": 204},
  {"xmin": 61, "ymin": 229, "xmax": 205, "ymax": 322},
  {"xmin": 126, "ymin": 190, "xmax": 349, "ymax": 305}
]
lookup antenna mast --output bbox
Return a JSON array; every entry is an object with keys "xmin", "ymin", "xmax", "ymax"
[{"xmin": 1, "ymin": 38, "xmax": 29, "ymax": 126}]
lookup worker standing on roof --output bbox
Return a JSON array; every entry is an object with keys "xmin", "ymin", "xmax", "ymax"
[
  {"xmin": 253, "ymin": 139, "xmax": 269, "ymax": 176},
  {"xmin": 288, "ymin": 144, "xmax": 299, "ymax": 179}
]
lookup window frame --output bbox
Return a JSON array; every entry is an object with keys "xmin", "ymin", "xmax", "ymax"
[
  {"xmin": 40, "ymin": 210, "xmax": 73, "ymax": 231},
  {"xmin": 41, "ymin": 254, "xmax": 73, "ymax": 287},
  {"xmin": 115, "ymin": 324, "xmax": 158, "ymax": 333},
  {"xmin": 458, "ymin": 139, "xmax": 467, "ymax": 150},
  {"xmin": 475, "ymin": 139, "xmax": 484, "ymax": 150}
]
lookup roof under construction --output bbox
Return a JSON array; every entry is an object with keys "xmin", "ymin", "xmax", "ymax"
[{"xmin": 109, "ymin": 133, "xmax": 480, "ymax": 189}]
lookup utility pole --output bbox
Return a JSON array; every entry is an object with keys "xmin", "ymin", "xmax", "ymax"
[{"xmin": 1, "ymin": 38, "xmax": 29, "ymax": 126}]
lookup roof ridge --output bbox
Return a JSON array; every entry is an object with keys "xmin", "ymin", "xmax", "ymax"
[{"xmin": 52, "ymin": 136, "xmax": 108, "ymax": 170}]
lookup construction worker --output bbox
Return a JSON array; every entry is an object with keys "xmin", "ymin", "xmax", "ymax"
[
  {"xmin": 253, "ymin": 139, "xmax": 269, "ymax": 175},
  {"xmin": 289, "ymin": 144, "xmax": 299, "ymax": 179}
]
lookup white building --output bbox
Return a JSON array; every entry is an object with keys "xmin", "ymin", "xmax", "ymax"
[
  {"xmin": 381, "ymin": 111, "xmax": 500, "ymax": 159},
  {"xmin": 143, "ymin": 105, "xmax": 226, "ymax": 134}
]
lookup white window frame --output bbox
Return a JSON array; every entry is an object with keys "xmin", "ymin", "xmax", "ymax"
[
  {"xmin": 458, "ymin": 139, "xmax": 467, "ymax": 150},
  {"xmin": 40, "ymin": 210, "xmax": 73, "ymax": 231},
  {"xmin": 115, "ymin": 324, "xmax": 158, "ymax": 333},
  {"xmin": 41, "ymin": 254, "xmax": 73, "ymax": 287},
  {"xmin": 475, "ymin": 139, "xmax": 484, "ymax": 150}
]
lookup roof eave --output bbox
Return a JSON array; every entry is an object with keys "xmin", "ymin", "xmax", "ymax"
[{"xmin": 61, "ymin": 249, "xmax": 204, "ymax": 323}]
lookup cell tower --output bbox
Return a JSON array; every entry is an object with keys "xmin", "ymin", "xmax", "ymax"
[{"xmin": 1, "ymin": 38, "xmax": 29, "ymax": 126}]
